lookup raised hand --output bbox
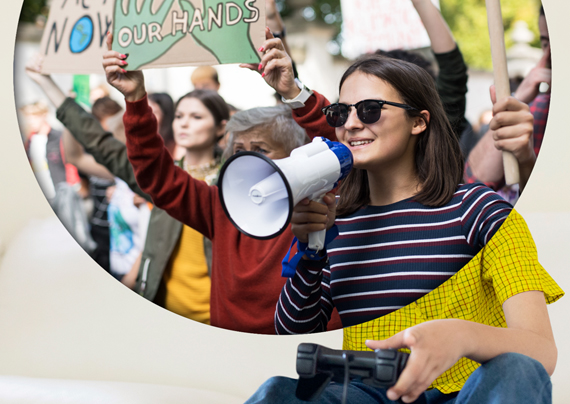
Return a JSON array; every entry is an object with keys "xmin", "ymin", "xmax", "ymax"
[
  {"xmin": 365, "ymin": 320, "xmax": 467, "ymax": 403},
  {"xmin": 489, "ymin": 87, "xmax": 535, "ymax": 170},
  {"xmin": 514, "ymin": 43, "xmax": 551, "ymax": 104},
  {"xmin": 113, "ymin": 0, "xmax": 186, "ymax": 70},
  {"xmin": 179, "ymin": 0, "xmax": 261, "ymax": 64},
  {"xmin": 487, "ymin": 87, "xmax": 536, "ymax": 190},
  {"xmin": 25, "ymin": 53, "xmax": 67, "ymax": 107},
  {"xmin": 25, "ymin": 53, "xmax": 48, "ymax": 83},
  {"xmin": 103, "ymin": 33, "xmax": 146, "ymax": 102},
  {"xmin": 290, "ymin": 193, "xmax": 336, "ymax": 244},
  {"xmin": 240, "ymin": 27, "xmax": 299, "ymax": 99}
]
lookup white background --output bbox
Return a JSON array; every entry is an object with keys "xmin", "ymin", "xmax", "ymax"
[{"xmin": 1, "ymin": 0, "xmax": 569, "ymax": 402}]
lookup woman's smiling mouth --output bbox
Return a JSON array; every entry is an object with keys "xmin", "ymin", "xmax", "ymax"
[{"xmin": 348, "ymin": 139, "xmax": 374, "ymax": 147}]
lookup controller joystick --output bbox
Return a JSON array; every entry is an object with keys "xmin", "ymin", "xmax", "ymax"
[{"xmin": 295, "ymin": 343, "xmax": 409, "ymax": 401}]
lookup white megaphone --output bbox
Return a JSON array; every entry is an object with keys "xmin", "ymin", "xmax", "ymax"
[{"xmin": 218, "ymin": 137, "xmax": 353, "ymax": 251}]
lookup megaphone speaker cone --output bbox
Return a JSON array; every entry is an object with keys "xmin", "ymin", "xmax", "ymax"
[{"xmin": 218, "ymin": 151, "xmax": 294, "ymax": 239}]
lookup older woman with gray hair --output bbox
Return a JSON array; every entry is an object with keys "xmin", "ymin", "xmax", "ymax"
[
  {"xmin": 103, "ymin": 49, "xmax": 341, "ymax": 333},
  {"xmin": 222, "ymin": 104, "xmax": 310, "ymax": 161}
]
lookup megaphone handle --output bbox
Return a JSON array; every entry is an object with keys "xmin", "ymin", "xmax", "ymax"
[
  {"xmin": 308, "ymin": 228, "xmax": 326, "ymax": 252},
  {"xmin": 308, "ymin": 195, "xmax": 326, "ymax": 251}
]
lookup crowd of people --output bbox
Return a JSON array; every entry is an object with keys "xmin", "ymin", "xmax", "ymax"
[{"xmin": 20, "ymin": 1, "xmax": 562, "ymax": 403}]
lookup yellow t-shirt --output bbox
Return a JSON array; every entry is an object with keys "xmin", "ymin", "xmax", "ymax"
[
  {"xmin": 163, "ymin": 225, "xmax": 211, "ymax": 324},
  {"xmin": 161, "ymin": 160, "xmax": 219, "ymax": 324},
  {"xmin": 342, "ymin": 209, "xmax": 564, "ymax": 394}
]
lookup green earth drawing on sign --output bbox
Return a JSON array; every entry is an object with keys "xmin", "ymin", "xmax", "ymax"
[{"xmin": 113, "ymin": 0, "xmax": 261, "ymax": 70}]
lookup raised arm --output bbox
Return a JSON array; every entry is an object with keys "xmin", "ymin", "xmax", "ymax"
[
  {"xmin": 412, "ymin": 0, "xmax": 468, "ymax": 140},
  {"xmin": 62, "ymin": 129, "xmax": 114, "ymax": 181},
  {"xmin": 240, "ymin": 28, "xmax": 336, "ymax": 141},
  {"xmin": 25, "ymin": 55, "xmax": 66, "ymax": 108},
  {"xmin": 26, "ymin": 54, "xmax": 148, "ymax": 198},
  {"xmin": 56, "ymin": 99, "xmax": 148, "ymax": 199},
  {"xmin": 412, "ymin": 0, "xmax": 456, "ymax": 53},
  {"xmin": 103, "ymin": 33, "xmax": 216, "ymax": 238},
  {"xmin": 514, "ymin": 43, "xmax": 551, "ymax": 105},
  {"xmin": 465, "ymin": 90, "xmax": 535, "ymax": 192}
]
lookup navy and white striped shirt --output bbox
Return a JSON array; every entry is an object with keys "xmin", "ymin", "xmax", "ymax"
[{"xmin": 276, "ymin": 183, "xmax": 513, "ymax": 334}]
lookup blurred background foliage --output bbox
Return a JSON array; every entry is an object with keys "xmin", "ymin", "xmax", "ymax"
[
  {"xmin": 440, "ymin": 0, "xmax": 542, "ymax": 70},
  {"xmin": 276, "ymin": 0, "xmax": 543, "ymax": 70},
  {"xmin": 20, "ymin": 0, "xmax": 543, "ymax": 70},
  {"xmin": 20, "ymin": 0, "xmax": 48, "ymax": 24}
]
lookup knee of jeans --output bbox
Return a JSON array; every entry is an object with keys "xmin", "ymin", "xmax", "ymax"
[
  {"xmin": 260, "ymin": 376, "xmax": 297, "ymax": 395},
  {"xmin": 487, "ymin": 352, "xmax": 549, "ymax": 380}
]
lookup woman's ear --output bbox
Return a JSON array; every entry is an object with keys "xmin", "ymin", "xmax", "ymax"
[{"xmin": 411, "ymin": 110, "xmax": 429, "ymax": 135}]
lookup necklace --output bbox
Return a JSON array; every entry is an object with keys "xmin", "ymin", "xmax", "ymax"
[{"xmin": 183, "ymin": 159, "xmax": 219, "ymax": 184}]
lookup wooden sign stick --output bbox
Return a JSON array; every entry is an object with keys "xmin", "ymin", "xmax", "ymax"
[{"xmin": 485, "ymin": 0, "xmax": 520, "ymax": 185}]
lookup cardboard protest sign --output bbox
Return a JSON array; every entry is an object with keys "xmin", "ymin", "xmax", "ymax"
[
  {"xmin": 40, "ymin": 0, "xmax": 114, "ymax": 74},
  {"xmin": 112, "ymin": 0, "xmax": 265, "ymax": 70},
  {"xmin": 38, "ymin": 0, "xmax": 264, "ymax": 74},
  {"xmin": 340, "ymin": 0, "xmax": 438, "ymax": 60}
]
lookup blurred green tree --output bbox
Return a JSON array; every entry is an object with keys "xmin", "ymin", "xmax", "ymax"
[
  {"xmin": 440, "ymin": 0, "xmax": 542, "ymax": 70},
  {"xmin": 20, "ymin": 0, "xmax": 48, "ymax": 23},
  {"xmin": 276, "ymin": 0, "xmax": 543, "ymax": 70}
]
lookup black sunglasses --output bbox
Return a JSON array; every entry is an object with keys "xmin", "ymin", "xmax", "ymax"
[{"xmin": 321, "ymin": 99, "xmax": 417, "ymax": 128}]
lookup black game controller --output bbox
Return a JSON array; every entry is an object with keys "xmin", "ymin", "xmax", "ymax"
[{"xmin": 295, "ymin": 343, "xmax": 409, "ymax": 401}]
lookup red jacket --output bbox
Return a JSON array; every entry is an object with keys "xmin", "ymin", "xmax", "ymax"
[
  {"xmin": 123, "ymin": 95, "xmax": 340, "ymax": 334},
  {"xmin": 291, "ymin": 90, "xmax": 337, "ymax": 142}
]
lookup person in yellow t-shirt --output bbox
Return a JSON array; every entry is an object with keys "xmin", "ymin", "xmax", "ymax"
[{"xmin": 149, "ymin": 89, "xmax": 229, "ymax": 324}]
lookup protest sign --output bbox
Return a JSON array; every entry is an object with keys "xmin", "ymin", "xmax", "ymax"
[
  {"xmin": 112, "ymin": 0, "xmax": 265, "ymax": 70},
  {"xmin": 39, "ymin": 0, "xmax": 264, "ymax": 74},
  {"xmin": 40, "ymin": 0, "xmax": 114, "ymax": 74},
  {"xmin": 340, "ymin": 0, "xmax": 438, "ymax": 60}
]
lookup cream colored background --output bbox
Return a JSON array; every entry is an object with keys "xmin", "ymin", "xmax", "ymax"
[{"xmin": 0, "ymin": 0, "xmax": 569, "ymax": 402}]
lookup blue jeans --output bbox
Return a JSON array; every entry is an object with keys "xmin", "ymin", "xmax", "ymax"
[{"xmin": 244, "ymin": 353, "xmax": 551, "ymax": 404}]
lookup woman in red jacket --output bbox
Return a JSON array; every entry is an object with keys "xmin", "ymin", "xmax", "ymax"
[{"xmin": 101, "ymin": 33, "xmax": 340, "ymax": 334}]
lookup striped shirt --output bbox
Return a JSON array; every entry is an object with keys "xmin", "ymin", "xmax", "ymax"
[{"xmin": 275, "ymin": 183, "xmax": 512, "ymax": 334}]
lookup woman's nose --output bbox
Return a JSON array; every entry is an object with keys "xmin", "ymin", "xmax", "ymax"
[{"xmin": 343, "ymin": 107, "xmax": 363, "ymax": 131}]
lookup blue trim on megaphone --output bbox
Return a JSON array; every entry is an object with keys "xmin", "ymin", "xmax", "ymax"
[{"xmin": 320, "ymin": 138, "xmax": 353, "ymax": 181}]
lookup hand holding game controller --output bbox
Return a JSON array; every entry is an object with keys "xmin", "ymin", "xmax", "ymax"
[{"xmin": 295, "ymin": 343, "xmax": 409, "ymax": 401}]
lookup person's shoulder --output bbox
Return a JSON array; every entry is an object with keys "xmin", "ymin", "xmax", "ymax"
[
  {"xmin": 455, "ymin": 182, "xmax": 513, "ymax": 211},
  {"xmin": 457, "ymin": 182, "xmax": 497, "ymax": 195},
  {"xmin": 336, "ymin": 204, "xmax": 369, "ymax": 221}
]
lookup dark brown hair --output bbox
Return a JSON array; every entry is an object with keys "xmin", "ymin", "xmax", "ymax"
[
  {"xmin": 149, "ymin": 92, "xmax": 175, "ymax": 153},
  {"xmin": 374, "ymin": 49, "xmax": 436, "ymax": 81},
  {"xmin": 91, "ymin": 96, "xmax": 122, "ymax": 123},
  {"xmin": 175, "ymin": 89, "xmax": 230, "ymax": 159},
  {"xmin": 175, "ymin": 89, "xmax": 229, "ymax": 128},
  {"xmin": 336, "ymin": 54, "xmax": 464, "ymax": 217}
]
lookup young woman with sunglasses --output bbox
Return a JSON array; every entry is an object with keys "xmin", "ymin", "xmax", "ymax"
[{"xmin": 243, "ymin": 34, "xmax": 562, "ymax": 404}]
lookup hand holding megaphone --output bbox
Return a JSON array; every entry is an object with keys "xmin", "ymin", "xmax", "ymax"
[
  {"xmin": 290, "ymin": 192, "xmax": 337, "ymax": 249},
  {"xmin": 218, "ymin": 137, "xmax": 353, "ymax": 251}
]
